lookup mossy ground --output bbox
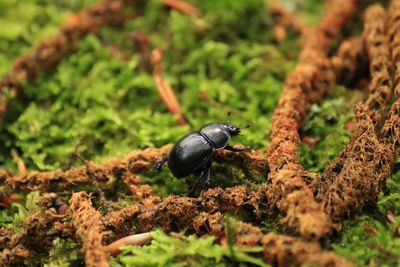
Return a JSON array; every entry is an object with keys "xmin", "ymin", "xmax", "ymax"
[{"xmin": 0, "ymin": 0, "xmax": 399, "ymax": 266}]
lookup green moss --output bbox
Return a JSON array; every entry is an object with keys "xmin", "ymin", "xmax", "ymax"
[
  {"xmin": 0, "ymin": 0, "xmax": 96, "ymax": 77},
  {"xmin": 0, "ymin": 0, "xmax": 399, "ymax": 266},
  {"xmin": 332, "ymin": 215, "xmax": 400, "ymax": 266},
  {"xmin": 111, "ymin": 230, "xmax": 268, "ymax": 267},
  {"xmin": 42, "ymin": 238, "xmax": 80, "ymax": 267}
]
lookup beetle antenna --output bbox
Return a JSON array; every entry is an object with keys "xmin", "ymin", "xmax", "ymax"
[
  {"xmin": 227, "ymin": 111, "xmax": 232, "ymax": 124},
  {"xmin": 242, "ymin": 123, "xmax": 251, "ymax": 129}
]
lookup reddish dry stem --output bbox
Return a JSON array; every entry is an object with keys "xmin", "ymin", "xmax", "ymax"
[
  {"xmin": 162, "ymin": 0, "xmax": 201, "ymax": 17},
  {"xmin": 11, "ymin": 151, "xmax": 27, "ymax": 177},
  {"xmin": 104, "ymin": 232, "xmax": 153, "ymax": 255},
  {"xmin": 151, "ymin": 48, "xmax": 187, "ymax": 126}
]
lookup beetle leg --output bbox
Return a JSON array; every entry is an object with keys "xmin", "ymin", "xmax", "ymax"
[
  {"xmin": 154, "ymin": 156, "xmax": 168, "ymax": 172},
  {"xmin": 224, "ymin": 145, "xmax": 251, "ymax": 152},
  {"xmin": 188, "ymin": 164, "xmax": 211, "ymax": 197}
]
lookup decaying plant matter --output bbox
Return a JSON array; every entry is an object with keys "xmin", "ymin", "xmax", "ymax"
[
  {"xmin": 2, "ymin": 0, "xmax": 400, "ymax": 266},
  {"xmin": 266, "ymin": 0, "xmax": 357, "ymax": 239},
  {"xmin": 269, "ymin": 2, "xmax": 309, "ymax": 42},
  {"xmin": 314, "ymin": 2, "xmax": 400, "ymax": 223},
  {"xmin": 0, "ymin": 145, "xmax": 267, "ymax": 192},
  {"xmin": 331, "ymin": 36, "xmax": 367, "ymax": 84},
  {"xmin": 151, "ymin": 48, "xmax": 187, "ymax": 125},
  {"xmin": 69, "ymin": 192, "xmax": 109, "ymax": 267}
]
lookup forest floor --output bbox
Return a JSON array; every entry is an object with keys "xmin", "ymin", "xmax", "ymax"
[{"xmin": 0, "ymin": 0, "xmax": 400, "ymax": 266}]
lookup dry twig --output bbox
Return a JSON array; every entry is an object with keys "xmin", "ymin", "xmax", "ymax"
[{"xmin": 151, "ymin": 48, "xmax": 187, "ymax": 126}]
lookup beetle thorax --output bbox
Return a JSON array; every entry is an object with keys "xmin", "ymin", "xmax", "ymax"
[{"xmin": 199, "ymin": 123, "xmax": 230, "ymax": 149}]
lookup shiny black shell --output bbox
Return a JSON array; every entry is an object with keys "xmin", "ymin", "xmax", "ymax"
[
  {"xmin": 168, "ymin": 132, "xmax": 214, "ymax": 178},
  {"xmin": 199, "ymin": 124, "xmax": 230, "ymax": 149}
]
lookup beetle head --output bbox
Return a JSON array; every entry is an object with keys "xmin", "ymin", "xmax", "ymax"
[{"xmin": 221, "ymin": 123, "xmax": 241, "ymax": 136}]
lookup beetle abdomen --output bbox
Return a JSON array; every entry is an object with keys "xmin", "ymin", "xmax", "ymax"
[{"xmin": 168, "ymin": 132, "xmax": 213, "ymax": 178}]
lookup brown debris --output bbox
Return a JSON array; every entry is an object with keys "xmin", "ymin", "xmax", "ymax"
[
  {"xmin": 4, "ymin": 145, "xmax": 171, "ymax": 192},
  {"xmin": 162, "ymin": 0, "xmax": 201, "ymax": 17},
  {"xmin": 315, "ymin": 104, "xmax": 395, "ymax": 220},
  {"xmin": 0, "ymin": 228, "xmax": 13, "ymax": 252},
  {"xmin": 11, "ymin": 151, "xmax": 27, "ymax": 177},
  {"xmin": 362, "ymin": 4, "xmax": 393, "ymax": 126},
  {"xmin": 269, "ymin": 2, "xmax": 309, "ymax": 42},
  {"xmin": 193, "ymin": 212, "xmax": 225, "ymax": 239},
  {"xmin": 3, "ymin": 145, "xmax": 266, "ymax": 193},
  {"xmin": 314, "ymin": 2, "xmax": 400, "ymax": 222},
  {"xmin": 387, "ymin": 0, "xmax": 400, "ymax": 98},
  {"xmin": 331, "ymin": 36, "xmax": 367, "ymax": 84},
  {"xmin": 214, "ymin": 147, "xmax": 269, "ymax": 175},
  {"xmin": 104, "ymin": 205, "xmax": 140, "ymax": 236},
  {"xmin": 133, "ymin": 185, "xmax": 270, "ymax": 234},
  {"xmin": 262, "ymin": 233, "xmax": 354, "ymax": 267},
  {"xmin": 124, "ymin": 174, "xmax": 161, "ymax": 209},
  {"xmin": 266, "ymin": 0, "xmax": 357, "ymax": 239},
  {"xmin": 0, "ymin": 193, "xmax": 66, "ymax": 266},
  {"xmin": 151, "ymin": 48, "xmax": 187, "ymax": 126},
  {"xmin": 381, "ymin": 0, "xmax": 400, "ymax": 149},
  {"xmin": 0, "ymin": 0, "xmax": 139, "ymax": 119},
  {"xmin": 69, "ymin": 192, "xmax": 109, "ymax": 267}
]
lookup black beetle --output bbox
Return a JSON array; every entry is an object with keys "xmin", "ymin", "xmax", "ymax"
[{"xmin": 155, "ymin": 122, "xmax": 249, "ymax": 196}]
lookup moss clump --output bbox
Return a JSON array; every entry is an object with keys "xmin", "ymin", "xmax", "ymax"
[{"xmin": 111, "ymin": 230, "xmax": 267, "ymax": 267}]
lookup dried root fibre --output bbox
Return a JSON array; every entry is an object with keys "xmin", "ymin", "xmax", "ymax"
[
  {"xmin": 266, "ymin": 0, "xmax": 357, "ymax": 239},
  {"xmin": 331, "ymin": 36, "xmax": 367, "ymax": 84},
  {"xmin": 315, "ymin": 105, "xmax": 395, "ymax": 220},
  {"xmin": 69, "ymin": 192, "xmax": 109, "ymax": 267},
  {"xmin": 362, "ymin": 4, "xmax": 392, "ymax": 126},
  {"xmin": 1, "ymin": 145, "xmax": 267, "ymax": 192},
  {"xmin": 314, "ymin": 1, "xmax": 400, "ymax": 222}
]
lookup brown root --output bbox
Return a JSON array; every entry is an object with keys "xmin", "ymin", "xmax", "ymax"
[
  {"xmin": 266, "ymin": 0, "xmax": 357, "ymax": 239},
  {"xmin": 331, "ymin": 36, "xmax": 367, "ymax": 84},
  {"xmin": 315, "ymin": 104, "xmax": 395, "ymax": 220},
  {"xmin": 262, "ymin": 233, "xmax": 354, "ymax": 267},
  {"xmin": 362, "ymin": 4, "xmax": 393, "ymax": 126},
  {"xmin": 269, "ymin": 2, "xmax": 309, "ymax": 42},
  {"xmin": 3, "ymin": 145, "xmax": 267, "ymax": 193},
  {"xmin": 69, "ymin": 192, "xmax": 109, "ymax": 267}
]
